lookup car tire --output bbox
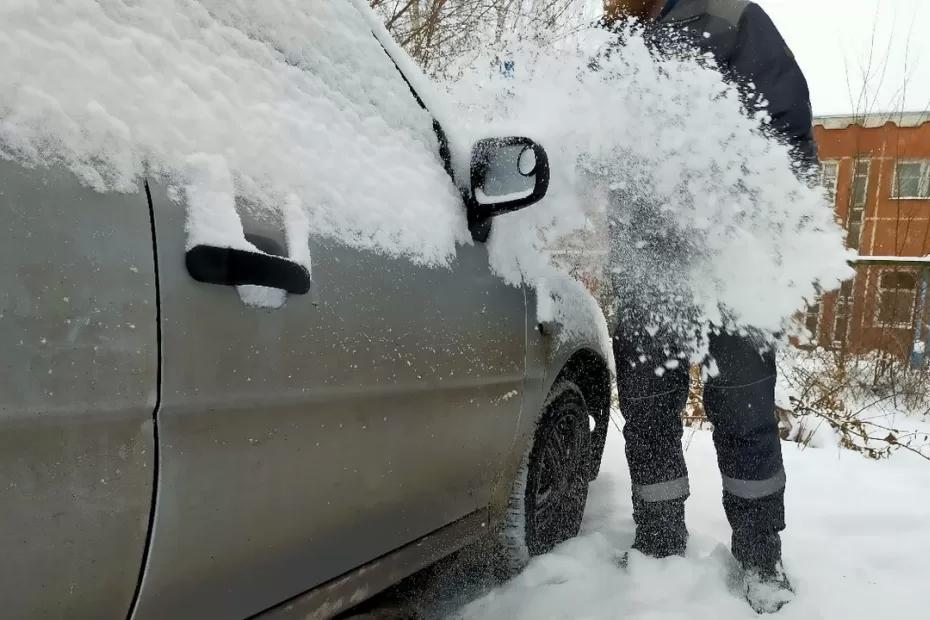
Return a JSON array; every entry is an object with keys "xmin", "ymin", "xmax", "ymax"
[{"xmin": 499, "ymin": 381, "xmax": 591, "ymax": 575}]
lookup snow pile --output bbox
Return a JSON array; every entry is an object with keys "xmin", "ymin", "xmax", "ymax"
[
  {"xmin": 457, "ymin": 422, "xmax": 930, "ymax": 620},
  {"xmin": 445, "ymin": 26, "xmax": 853, "ymax": 357},
  {"xmin": 0, "ymin": 0, "xmax": 467, "ymax": 265}
]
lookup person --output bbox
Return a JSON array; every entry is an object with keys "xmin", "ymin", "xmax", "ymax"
[{"xmin": 600, "ymin": 0, "xmax": 818, "ymax": 613}]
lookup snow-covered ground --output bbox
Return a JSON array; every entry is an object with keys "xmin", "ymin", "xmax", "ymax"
[{"xmin": 458, "ymin": 419, "xmax": 930, "ymax": 619}]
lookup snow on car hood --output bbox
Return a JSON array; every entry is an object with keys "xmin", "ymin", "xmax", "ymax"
[{"xmin": 0, "ymin": 0, "xmax": 469, "ymax": 265}]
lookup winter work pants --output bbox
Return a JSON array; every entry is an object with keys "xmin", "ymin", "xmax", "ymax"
[{"xmin": 613, "ymin": 323, "xmax": 786, "ymax": 568}]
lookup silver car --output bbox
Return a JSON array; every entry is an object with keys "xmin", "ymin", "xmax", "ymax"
[{"xmin": 0, "ymin": 13, "xmax": 612, "ymax": 620}]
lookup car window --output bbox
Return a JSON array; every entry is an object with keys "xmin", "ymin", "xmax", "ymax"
[{"xmin": 232, "ymin": 1, "xmax": 469, "ymax": 264}]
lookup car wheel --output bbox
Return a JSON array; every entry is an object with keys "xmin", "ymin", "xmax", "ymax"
[{"xmin": 500, "ymin": 381, "xmax": 590, "ymax": 574}]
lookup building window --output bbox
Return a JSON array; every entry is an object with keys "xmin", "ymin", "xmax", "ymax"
[
  {"xmin": 802, "ymin": 289, "xmax": 822, "ymax": 342},
  {"xmin": 892, "ymin": 161, "xmax": 930, "ymax": 199},
  {"xmin": 833, "ymin": 280, "xmax": 853, "ymax": 346},
  {"xmin": 876, "ymin": 270, "xmax": 918, "ymax": 329},
  {"xmin": 847, "ymin": 160, "xmax": 869, "ymax": 250},
  {"xmin": 804, "ymin": 301, "xmax": 821, "ymax": 338},
  {"xmin": 818, "ymin": 161, "xmax": 839, "ymax": 204}
]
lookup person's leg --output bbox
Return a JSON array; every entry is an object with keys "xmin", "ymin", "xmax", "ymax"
[
  {"xmin": 613, "ymin": 320, "xmax": 691, "ymax": 557},
  {"xmin": 702, "ymin": 331, "xmax": 785, "ymax": 573}
]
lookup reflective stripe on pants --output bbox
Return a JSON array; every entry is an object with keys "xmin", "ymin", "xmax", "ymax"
[
  {"xmin": 633, "ymin": 476, "xmax": 691, "ymax": 503},
  {"xmin": 722, "ymin": 468, "xmax": 786, "ymax": 500}
]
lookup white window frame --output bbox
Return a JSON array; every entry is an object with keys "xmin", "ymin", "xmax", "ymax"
[
  {"xmin": 875, "ymin": 270, "xmax": 919, "ymax": 329},
  {"xmin": 891, "ymin": 160, "xmax": 930, "ymax": 199}
]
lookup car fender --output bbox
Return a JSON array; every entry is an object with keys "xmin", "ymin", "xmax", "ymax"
[{"xmin": 488, "ymin": 277, "xmax": 615, "ymax": 525}]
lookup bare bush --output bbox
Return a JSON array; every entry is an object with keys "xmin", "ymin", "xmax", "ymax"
[
  {"xmin": 777, "ymin": 345, "xmax": 930, "ymax": 460},
  {"xmin": 675, "ymin": 345, "xmax": 930, "ymax": 461}
]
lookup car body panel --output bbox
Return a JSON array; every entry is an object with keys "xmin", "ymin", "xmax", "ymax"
[
  {"xmin": 487, "ymin": 281, "xmax": 613, "ymax": 524},
  {"xmin": 131, "ymin": 185, "xmax": 526, "ymax": 620},
  {"xmin": 0, "ymin": 161, "xmax": 157, "ymax": 619},
  {"xmin": 258, "ymin": 509, "xmax": 488, "ymax": 620}
]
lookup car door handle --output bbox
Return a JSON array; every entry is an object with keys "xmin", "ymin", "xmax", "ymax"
[{"xmin": 185, "ymin": 244, "xmax": 312, "ymax": 295}]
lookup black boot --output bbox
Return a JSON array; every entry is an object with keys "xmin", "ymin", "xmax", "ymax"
[
  {"xmin": 725, "ymin": 490, "xmax": 794, "ymax": 613},
  {"xmin": 735, "ymin": 560, "xmax": 793, "ymax": 614},
  {"xmin": 631, "ymin": 496, "xmax": 688, "ymax": 558}
]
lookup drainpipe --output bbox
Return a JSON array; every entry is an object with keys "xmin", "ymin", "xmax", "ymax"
[{"xmin": 913, "ymin": 267, "xmax": 930, "ymax": 369}]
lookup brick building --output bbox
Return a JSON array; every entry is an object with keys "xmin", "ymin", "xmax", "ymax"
[{"xmin": 806, "ymin": 111, "xmax": 930, "ymax": 363}]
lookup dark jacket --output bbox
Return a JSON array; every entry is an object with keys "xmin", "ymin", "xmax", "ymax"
[
  {"xmin": 661, "ymin": 0, "xmax": 817, "ymax": 167},
  {"xmin": 608, "ymin": 0, "xmax": 818, "ymax": 169}
]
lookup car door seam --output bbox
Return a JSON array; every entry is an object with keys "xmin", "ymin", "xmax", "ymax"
[{"xmin": 125, "ymin": 177, "xmax": 162, "ymax": 620}]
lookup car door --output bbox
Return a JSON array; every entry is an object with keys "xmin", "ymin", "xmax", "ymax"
[
  {"xmin": 131, "ymin": 21, "xmax": 527, "ymax": 620},
  {"xmin": 0, "ymin": 160, "xmax": 158, "ymax": 619}
]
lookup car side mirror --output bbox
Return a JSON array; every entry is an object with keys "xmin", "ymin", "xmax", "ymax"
[{"xmin": 468, "ymin": 137, "xmax": 550, "ymax": 238}]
